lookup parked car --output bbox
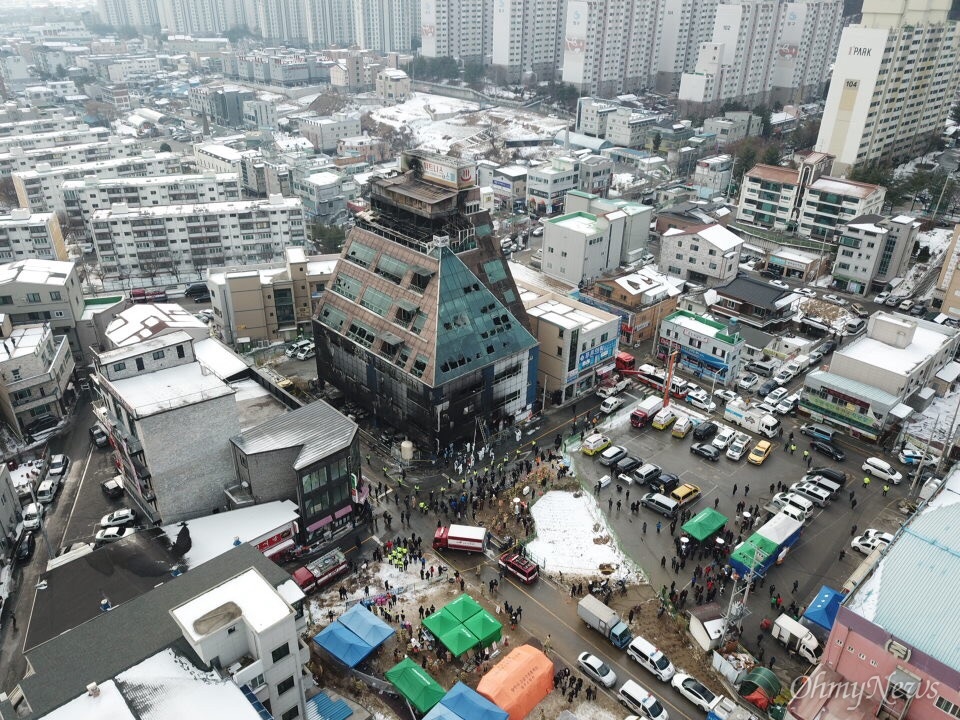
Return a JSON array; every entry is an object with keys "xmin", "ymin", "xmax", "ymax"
[
  {"xmin": 757, "ymin": 379, "xmax": 779, "ymax": 397},
  {"xmin": 874, "ymin": 292, "xmax": 890, "ymax": 304},
  {"xmin": 796, "ymin": 288, "xmax": 817, "ymax": 298},
  {"xmin": 738, "ymin": 373, "xmax": 759, "ymax": 391},
  {"xmin": 48, "ymin": 454, "xmax": 69, "ymax": 477},
  {"xmin": 285, "ymin": 339, "xmax": 312, "ymax": 358},
  {"xmin": 616, "ymin": 455, "xmax": 643, "ymax": 475},
  {"xmin": 578, "ymin": 651, "xmax": 617, "ymax": 688},
  {"xmin": 808, "ymin": 350, "xmax": 824, "ymax": 366},
  {"xmin": 885, "ymin": 295, "xmax": 902, "ymax": 307},
  {"xmin": 712, "ymin": 426, "xmax": 735, "ymax": 450},
  {"xmin": 726, "ymin": 434, "xmax": 750, "ymax": 461},
  {"xmin": 898, "ymin": 448, "xmax": 938, "ymax": 467},
  {"xmin": 671, "ymin": 674, "xmax": 723, "ymax": 713},
  {"xmin": 94, "ymin": 526, "xmax": 137, "ymax": 546},
  {"xmin": 193, "ymin": 293, "xmax": 212, "ymax": 303},
  {"xmin": 25, "ymin": 414, "xmax": 59, "ymax": 440},
  {"xmin": 811, "ymin": 440, "xmax": 846, "ymax": 462},
  {"xmin": 295, "ymin": 343, "xmax": 316, "ymax": 360},
  {"xmin": 851, "ymin": 531, "xmax": 894, "ymax": 554},
  {"xmin": 531, "ymin": 226, "xmax": 543, "ymax": 237},
  {"xmin": 768, "ymin": 279, "xmax": 789, "ymax": 290},
  {"xmin": 101, "ymin": 477, "xmax": 124, "ymax": 498},
  {"xmin": 89, "ymin": 424, "xmax": 109, "ymax": 448},
  {"xmin": 773, "ymin": 368, "xmax": 795, "ymax": 385},
  {"xmin": 599, "ymin": 445, "xmax": 629, "ymax": 466},
  {"xmin": 691, "ymin": 443, "xmax": 720, "ymax": 461},
  {"xmin": 862, "ymin": 457, "xmax": 903, "ymax": 484},
  {"xmin": 909, "ymin": 303, "xmax": 927, "ymax": 317},
  {"xmin": 821, "ymin": 340, "xmax": 837, "ymax": 354},
  {"xmin": 898, "ymin": 299, "xmax": 914, "ymax": 312},
  {"xmin": 714, "ymin": 389, "xmax": 739, "ymax": 404},
  {"xmin": 184, "ymin": 283, "xmax": 209, "ymax": 298},
  {"xmin": 15, "ymin": 532, "xmax": 35, "ymax": 563},
  {"xmin": 850, "ymin": 303, "xmax": 869, "ymax": 318},
  {"xmin": 685, "ymin": 391, "xmax": 716, "ymax": 412},
  {"xmin": 747, "ymin": 440, "xmax": 773, "ymax": 465},
  {"xmin": 22, "ymin": 502, "xmax": 44, "ymax": 530},
  {"xmin": 100, "ymin": 508, "xmax": 137, "ymax": 528},
  {"xmin": 600, "ymin": 396, "xmax": 625, "ymax": 414},
  {"xmin": 693, "ymin": 421, "xmax": 718, "ymax": 441},
  {"xmin": 764, "ymin": 387, "xmax": 789, "ymax": 405},
  {"xmin": 823, "ymin": 293, "xmax": 847, "ymax": 306}
]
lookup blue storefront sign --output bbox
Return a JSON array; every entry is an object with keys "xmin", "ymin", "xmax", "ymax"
[{"xmin": 578, "ymin": 338, "xmax": 618, "ymax": 372}]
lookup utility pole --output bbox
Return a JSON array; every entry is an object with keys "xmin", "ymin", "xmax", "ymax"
[{"xmin": 720, "ymin": 544, "xmax": 763, "ymax": 647}]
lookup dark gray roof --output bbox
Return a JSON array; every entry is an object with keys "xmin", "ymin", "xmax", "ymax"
[
  {"xmin": 736, "ymin": 324, "xmax": 774, "ymax": 350},
  {"xmin": 231, "ymin": 398, "xmax": 357, "ymax": 470},
  {"xmin": 14, "ymin": 544, "xmax": 289, "ymax": 719},
  {"xmin": 715, "ymin": 276, "xmax": 792, "ymax": 307},
  {"xmin": 848, "ymin": 213, "xmax": 885, "ymax": 224},
  {"xmin": 25, "ymin": 528, "xmax": 178, "ymax": 651}
]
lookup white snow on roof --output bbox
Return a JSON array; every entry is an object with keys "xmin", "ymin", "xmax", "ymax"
[
  {"xmin": 163, "ymin": 500, "xmax": 300, "ymax": 568},
  {"xmin": 110, "ymin": 362, "xmax": 234, "ymax": 416},
  {"xmin": 116, "ymin": 648, "xmax": 265, "ymax": 720},
  {"xmin": 196, "ymin": 143, "xmax": 243, "ymax": 162},
  {"xmin": 838, "ymin": 320, "xmax": 954, "ymax": 376},
  {"xmin": 41, "ymin": 680, "xmax": 136, "ymax": 720},
  {"xmin": 307, "ymin": 258, "xmax": 337, "ymax": 276},
  {"xmin": 171, "ymin": 568, "xmax": 292, "ymax": 642},
  {"xmin": 666, "ymin": 312, "xmax": 736, "ymax": 342},
  {"xmin": 105, "ymin": 303, "xmax": 207, "ymax": 347},
  {"xmin": 526, "ymin": 491, "xmax": 641, "ymax": 581},
  {"xmin": 613, "ymin": 268, "xmax": 683, "ymax": 298},
  {"xmin": 194, "ymin": 337, "xmax": 249, "ymax": 380},
  {"xmin": 698, "ymin": 224, "xmax": 743, "ymax": 252},
  {"xmin": 277, "ymin": 578, "xmax": 306, "ymax": 606},
  {"xmin": 772, "ymin": 248, "xmax": 817, "ymax": 264},
  {"xmin": 891, "ymin": 215, "xmax": 917, "ymax": 224},
  {"xmin": 526, "ymin": 298, "xmax": 613, "ymax": 331}
]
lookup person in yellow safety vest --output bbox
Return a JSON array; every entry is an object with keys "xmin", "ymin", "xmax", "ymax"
[{"xmin": 863, "ymin": 476, "xmax": 871, "ymax": 488}]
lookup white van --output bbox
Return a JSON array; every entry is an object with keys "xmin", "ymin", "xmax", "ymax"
[
  {"xmin": 627, "ymin": 637, "xmax": 676, "ymax": 681},
  {"xmin": 808, "ymin": 476, "xmax": 842, "ymax": 499},
  {"xmin": 618, "ymin": 680, "xmax": 669, "ymax": 720},
  {"xmin": 783, "ymin": 493, "xmax": 815, "ymax": 518},
  {"xmin": 36, "ymin": 478, "xmax": 59, "ymax": 504}
]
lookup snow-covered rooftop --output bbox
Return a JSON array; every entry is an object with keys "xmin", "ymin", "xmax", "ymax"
[
  {"xmin": 105, "ymin": 303, "xmax": 208, "ymax": 347},
  {"xmin": 525, "ymin": 297, "xmax": 614, "ymax": 332},
  {"xmin": 162, "ymin": 500, "xmax": 300, "ymax": 568},
  {"xmin": 110, "ymin": 361, "xmax": 234, "ymax": 417},
  {"xmin": 838, "ymin": 316, "xmax": 956, "ymax": 376},
  {"xmin": 697, "ymin": 223, "xmax": 743, "ymax": 252},
  {"xmin": 0, "ymin": 258, "xmax": 74, "ymax": 287}
]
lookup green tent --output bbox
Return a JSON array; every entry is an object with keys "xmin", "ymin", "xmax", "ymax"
[
  {"xmin": 463, "ymin": 608, "xmax": 503, "ymax": 647},
  {"xmin": 444, "ymin": 594, "xmax": 483, "ymax": 622},
  {"xmin": 422, "ymin": 608, "xmax": 461, "ymax": 638},
  {"xmin": 438, "ymin": 624, "xmax": 480, "ymax": 656},
  {"xmin": 682, "ymin": 508, "xmax": 728, "ymax": 541},
  {"xmin": 385, "ymin": 658, "xmax": 446, "ymax": 713}
]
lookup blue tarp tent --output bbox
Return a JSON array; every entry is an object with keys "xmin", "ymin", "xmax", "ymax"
[
  {"xmin": 339, "ymin": 603, "xmax": 396, "ymax": 647},
  {"xmin": 439, "ymin": 682, "xmax": 508, "ymax": 720},
  {"xmin": 421, "ymin": 705, "xmax": 462, "ymax": 720},
  {"xmin": 314, "ymin": 622, "xmax": 375, "ymax": 668},
  {"xmin": 803, "ymin": 586, "xmax": 843, "ymax": 632}
]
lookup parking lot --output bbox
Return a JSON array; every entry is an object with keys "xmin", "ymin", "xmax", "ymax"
[{"xmin": 568, "ymin": 376, "xmax": 912, "ymax": 673}]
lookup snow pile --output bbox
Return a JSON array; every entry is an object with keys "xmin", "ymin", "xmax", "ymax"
[
  {"xmin": 917, "ymin": 227, "xmax": 953, "ymax": 257},
  {"xmin": 527, "ymin": 491, "xmax": 642, "ymax": 581},
  {"xmin": 905, "ymin": 385, "xmax": 960, "ymax": 444}
]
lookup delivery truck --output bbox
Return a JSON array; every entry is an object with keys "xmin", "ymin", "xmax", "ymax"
[
  {"xmin": 432, "ymin": 524, "xmax": 488, "ymax": 553},
  {"xmin": 770, "ymin": 613, "xmax": 822, "ymax": 664},
  {"xmin": 723, "ymin": 399, "xmax": 781, "ymax": 438},
  {"xmin": 577, "ymin": 595, "xmax": 633, "ymax": 649},
  {"xmin": 630, "ymin": 395, "xmax": 664, "ymax": 428}
]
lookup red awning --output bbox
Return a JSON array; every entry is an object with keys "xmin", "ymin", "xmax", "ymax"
[
  {"xmin": 334, "ymin": 505, "xmax": 352, "ymax": 519},
  {"xmin": 307, "ymin": 515, "xmax": 333, "ymax": 532}
]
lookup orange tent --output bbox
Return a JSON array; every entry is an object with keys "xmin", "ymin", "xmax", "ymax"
[{"xmin": 477, "ymin": 645, "xmax": 554, "ymax": 720}]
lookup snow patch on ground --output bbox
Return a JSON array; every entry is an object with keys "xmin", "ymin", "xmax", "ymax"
[
  {"xmin": 527, "ymin": 491, "xmax": 643, "ymax": 582},
  {"xmin": 904, "ymin": 385, "xmax": 960, "ymax": 446}
]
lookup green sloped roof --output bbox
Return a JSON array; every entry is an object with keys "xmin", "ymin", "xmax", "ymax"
[
  {"xmin": 432, "ymin": 245, "xmax": 537, "ymax": 385},
  {"xmin": 682, "ymin": 508, "xmax": 728, "ymax": 542},
  {"xmin": 730, "ymin": 534, "xmax": 779, "ymax": 571},
  {"xmin": 463, "ymin": 609, "xmax": 502, "ymax": 647},
  {"xmin": 386, "ymin": 657, "xmax": 445, "ymax": 713},
  {"xmin": 443, "ymin": 593, "xmax": 483, "ymax": 622},
  {"xmin": 422, "ymin": 608, "xmax": 461, "ymax": 638},
  {"xmin": 438, "ymin": 625, "xmax": 480, "ymax": 656}
]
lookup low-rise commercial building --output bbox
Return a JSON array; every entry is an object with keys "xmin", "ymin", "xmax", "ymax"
[
  {"xmin": 0, "ymin": 316, "xmax": 77, "ymax": 440},
  {"xmin": 208, "ymin": 248, "xmax": 338, "ymax": 347},
  {"xmin": 657, "ymin": 310, "xmax": 744, "ymax": 385},
  {"xmin": 526, "ymin": 156, "xmax": 581, "ymax": 216},
  {"xmin": 0, "ymin": 210, "xmax": 67, "ymax": 262},
  {"xmin": 832, "ymin": 214, "xmax": 920, "ymax": 295},
  {"xmin": 661, "ymin": 223, "xmax": 743, "ymax": 287},
  {"xmin": 89, "ymin": 195, "xmax": 306, "ymax": 279},
  {"xmin": 654, "ymin": 199, "xmax": 733, "ymax": 235},
  {"xmin": 491, "ymin": 165, "xmax": 528, "ymax": 210},
  {"xmin": 299, "ymin": 112, "xmax": 362, "ymax": 153},
  {"xmin": 765, "ymin": 247, "xmax": 824, "ymax": 282},
  {"xmin": 291, "ymin": 170, "xmax": 357, "ymax": 225},
  {"xmin": 582, "ymin": 266, "xmax": 683, "ymax": 347},
  {"xmin": 231, "ymin": 400, "xmax": 368, "ymax": 547},
  {"xmin": 376, "ymin": 68, "xmax": 411, "ymax": 103},
  {"xmin": 518, "ymin": 284, "xmax": 620, "ymax": 403},
  {"xmin": 92, "ymin": 331, "xmax": 240, "ymax": 524},
  {"xmin": 801, "ymin": 312, "xmax": 960, "ymax": 440},
  {"xmin": 702, "ymin": 111, "xmax": 762, "ymax": 147},
  {"xmin": 692, "ymin": 155, "xmax": 733, "ymax": 199}
]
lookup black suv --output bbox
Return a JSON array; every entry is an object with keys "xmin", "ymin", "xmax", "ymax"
[
  {"xmin": 808, "ymin": 467, "xmax": 846, "ymax": 485},
  {"xmin": 693, "ymin": 421, "xmax": 718, "ymax": 441},
  {"xmin": 811, "ymin": 440, "xmax": 846, "ymax": 462},
  {"xmin": 184, "ymin": 283, "xmax": 209, "ymax": 298}
]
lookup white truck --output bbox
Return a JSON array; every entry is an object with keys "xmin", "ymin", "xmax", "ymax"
[
  {"xmin": 723, "ymin": 399, "xmax": 781, "ymax": 438},
  {"xmin": 597, "ymin": 378, "xmax": 631, "ymax": 398},
  {"xmin": 770, "ymin": 613, "xmax": 822, "ymax": 664}
]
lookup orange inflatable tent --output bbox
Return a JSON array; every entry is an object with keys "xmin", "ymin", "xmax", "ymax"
[{"xmin": 477, "ymin": 645, "xmax": 554, "ymax": 720}]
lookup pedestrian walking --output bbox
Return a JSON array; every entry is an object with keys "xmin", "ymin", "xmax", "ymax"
[
  {"xmin": 744, "ymin": 485, "xmax": 750, "ymax": 497},
  {"xmin": 792, "ymin": 579, "xmax": 799, "ymax": 594},
  {"xmin": 732, "ymin": 484, "xmax": 738, "ymax": 496},
  {"xmin": 851, "ymin": 524, "xmax": 858, "ymax": 536},
  {"xmin": 802, "ymin": 450, "xmax": 809, "ymax": 464},
  {"xmin": 839, "ymin": 549, "xmax": 846, "ymax": 561},
  {"xmin": 643, "ymin": 522, "xmax": 647, "ymax": 534},
  {"xmin": 656, "ymin": 521, "xmax": 662, "ymax": 534},
  {"xmin": 790, "ymin": 443, "xmax": 796, "ymax": 454},
  {"xmin": 863, "ymin": 476, "xmax": 871, "ymax": 489},
  {"xmin": 851, "ymin": 498, "xmax": 858, "ymax": 510},
  {"xmin": 769, "ymin": 584, "xmax": 775, "ymax": 598},
  {"xmin": 661, "ymin": 555, "xmax": 666, "ymax": 568},
  {"xmin": 756, "ymin": 633, "xmax": 764, "ymax": 646},
  {"xmin": 757, "ymin": 646, "xmax": 765, "ymax": 662},
  {"xmin": 608, "ymin": 497, "xmax": 613, "ymax": 511},
  {"xmin": 770, "ymin": 595, "xmax": 776, "ymax": 609},
  {"xmin": 882, "ymin": 484, "xmax": 889, "ymax": 496},
  {"xmin": 769, "ymin": 656, "xmax": 776, "ymax": 669}
]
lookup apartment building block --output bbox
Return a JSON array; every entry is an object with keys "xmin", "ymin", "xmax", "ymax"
[
  {"xmin": 0, "ymin": 210, "xmax": 67, "ymax": 263},
  {"xmin": 492, "ymin": 0, "xmax": 564, "ymax": 82},
  {"xmin": 0, "ymin": 138, "xmax": 141, "ymax": 179},
  {"xmin": 832, "ymin": 214, "xmax": 919, "ymax": 296},
  {"xmin": 89, "ymin": 195, "xmax": 306, "ymax": 279},
  {"xmin": 419, "ymin": 0, "xmax": 491, "ymax": 63}
]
